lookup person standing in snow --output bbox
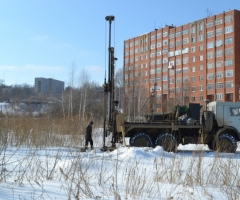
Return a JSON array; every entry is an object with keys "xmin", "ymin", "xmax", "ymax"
[{"xmin": 85, "ymin": 121, "xmax": 94, "ymax": 150}]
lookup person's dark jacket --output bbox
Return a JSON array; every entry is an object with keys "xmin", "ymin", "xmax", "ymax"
[{"xmin": 85, "ymin": 124, "xmax": 92, "ymax": 140}]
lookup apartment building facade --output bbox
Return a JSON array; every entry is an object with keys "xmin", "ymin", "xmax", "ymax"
[
  {"xmin": 123, "ymin": 9, "xmax": 240, "ymax": 112},
  {"xmin": 35, "ymin": 78, "xmax": 64, "ymax": 95}
]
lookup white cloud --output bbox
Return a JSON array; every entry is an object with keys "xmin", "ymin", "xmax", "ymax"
[
  {"xmin": 0, "ymin": 65, "xmax": 66, "ymax": 72},
  {"xmin": 30, "ymin": 35, "xmax": 49, "ymax": 42}
]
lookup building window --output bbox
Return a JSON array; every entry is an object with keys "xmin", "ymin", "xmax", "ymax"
[
  {"xmin": 216, "ymin": 93, "xmax": 223, "ymax": 100},
  {"xmin": 191, "ymin": 47, "xmax": 195, "ymax": 52},
  {"xmin": 182, "ymin": 48, "xmax": 189, "ymax": 54},
  {"xmin": 216, "ymin": 50, "xmax": 222, "ymax": 57},
  {"xmin": 150, "ymin": 78, "xmax": 155, "ymax": 83},
  {"xmin": 156, "ymin": 77, "xmax": 161, "ymax": 82},
  {"xmin": 156, "ymin": 51, "xmax": 161, "ymax": 56},
  {"xmin": 162, "ymin": 49, "xmax": 168, "ymax": 55},
  {"xmin": 191, "ymin": 87, "xmax": 196, "ymax": 92},
  {"xmin": 125, "ymin": 43, "xmax": 129, "ymax": 48},
  {"xmin": 191, "ymin": 26, "xmax": 195, "ymax": 33},
  {"xmin": 169, "ymin": 78, "xmax": 174, "ymax": 84},
  {"xmin": 135, "ymin": 40, "xmax": 138, "ymax": 45},
  {"xmin": 156, "ymin": 59, "xmax": 161, "ymax": 64},
  {"xmin": 199, "ymin": 85, "xmax": 203, "ymax": 91},
  {"xmin": 199, "ymin": 96, "xmax": 204, "ymax": 101},
  {"xmin": 199, "ymin": 45, "xmax": 203, "ymax": 51},
  {"xmin": 183, "ymin": 57, "xmax": 188, "ymax": 64},
  {"xmin": 162, "ymin": 67, "xmax": 167, "ymax": 73},
  {"xmin": 192, "ymin": 66, "xmax": 196, "ymax": 72},
  {"xmin": 215, "ymin": 18, "xmax": 222, "ymax": 25},
  {"xmin": 150, "ymin": 52, "xmax": 155, "ymax": 58},
  {"xmin": 183, "ymin": 67, "xmax": 189, "ymax": 73},
  {"xmin": 199, "ymin": 65, "xmax": 203, "ymax": 71},
  {"xmin": 130, "ymin": 42, "xmax": 134, "ymax": 47},
  {"xmin": 183, "ymin": 38, "xmax": 189, "ymax": 44},
  {"xmin": 176, "ymin": 31, "xmax": 181, "ymax": 37},
  {"xmin": 169, "ymin": 42, "xmax": 174, "ymax": 48},
  {"xmin": 216, "ymin": 40, "xmax": 222, "ymax": 47},
  {"xmin": 176, "ymin": 40, "xmax": 181, "ymax": 46},
  {"xmin": 150, "ymin": 69, "xmax": 155, "ymax": 74},
  {"xmin": 207, "ymin": 52, "xmax": 214, "ymax": 59},
  {"xmin": 199, "ymin": 23, "xmax": 203, "ymax": 31},
  {"xmin": 192, "ymin": 56, "xmax": 196, "ymax": 62},
  {"xmin": 199, "ymin": 55, "xmax": 203, "ymax": 61},
  {"xmin": 207, "ymin": 84, "xmax": 214, "ymax": 90},
  {"xmin": 169, "ymin": 88, "xmax": 174, "ymax": 93},
  {"xmin": 163, "ymin": 58, "xmax": 168, "ymax": 63},
  {"xmin": 175, "ymin": 49, "xmax": 181, "ymax": 56},
  {"xmin": 150, "ymin": 60, "xmax": 155, "ymax": 66},
  {"xmin": 163, "ymin": 31, "xmax": 168, "ymax": 37},
  {"xmin": 225, "ymin": 59, "xmax": 233, "ymax": 67},
  {"xmin": 191, "ymin": 77, "xmax": 196, "ymax": 82},
  {"xmin": 225, "ymin": 15, "xmax": 233, "ymax": 23},
  {"xmin": 157, "ymin": 42, "xmax": 161, "ymax": 47},
  {"xmin": 135, "ymin": 48, "xmax": 138, "ymax": 53},
  {"xmin": 206, "ymin": 21, "xmax": 214, "ymax": 28},
  {"xmin": 162, "ymin": 76, "xmax": 168, "ymax": 81},
  {"xmin": 216, "ymin": 83, "xmax": 223, "ymax": 89},
  {"xmin": 216, "ymin": 61, "xmax": 223, "ymax": 68},
  {"xmin": 163, "ymin": 40, "xmax": 168, "ymax": 46},
  {"xmin": 216, "ymin": 29, "xmax": 222, "ymax": 36},
  {"xmin": 207, "ymin": 42, "xmax": 214, "ymax": 49},
  {"xmin": 182, "ymin": 29, "xmax": 188, "ymax": 35},
  {"xmin": 226, "ymin": 82, "xmax": 233, "ymax": 88},
  {"xmin": 176, "ymin": 59, "xmax": 181, "ymax": 65},
  {"xmin": 225, "ymin": 48, "xmax": 233, "ymax": 55},
  {"xmin": 191, "ymin": 37, "xmax": 196, "ymax": 43},
  {"xmin": 150, "ymin": 44, "xmax": 155, "ymax": 49},
  {"xmin": 156, "ymin": 68, "xmax": 161, "ymax": 73},
  {"xmin": 225, "ymin": 26, "xmax": 233, "ymax": 34},
  {"xmin": 216, "ymin": 72, "xmax": 223, "ymax": 79},
  {"xmin": 207, "ymin": 31, "xmax": 214, "ymax": 38},
  {"xmin": 151, "ymin": 35, "xmax": 155, "ymax": 41},
  {"xmin": 208, "ymin": 63, "xmax": 214, "ymax": 69},
  {"xmin": 207, "ymin": 73, "xmax": 214, "ymax": 80},
  {"xmin": 176, "ymin": 77, "xmax": 181, "ymax": 83},
  {"xmin": 225, "ymin": 37, "xmax": 233, "ymax": 45},
  {"xmin": 157, "ymin": 33, "xmax": 161, "ymax": 38},
  {"xmin": 183, "ymin": 76, "xmax": 189, "ymax": 83},
  {"xmin": 169, "ymin": 33, "xmax": 174, "ymax": 39},
  {"xmin": 176, "ymin": 68, "xmax": 182, "ymax": 74},
  {"xmin": 199, "ymin": 35, "xmax": 203, "ymax": 41},
  {"xmin": 225, "ymin": 70, "xmax": 233, "ymax": 77},
  {"xmin": 168, "ymin": 51, "xmax": 174, "ymax": 57}
]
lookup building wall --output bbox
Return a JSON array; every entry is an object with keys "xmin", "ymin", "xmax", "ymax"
[
  {"xmin": 123, "ymin": 9, "xmax": 240, "ymax": 112},
  {"xmin": 34, "ymin": 78, "xmax": 64, "ymax": 95}
]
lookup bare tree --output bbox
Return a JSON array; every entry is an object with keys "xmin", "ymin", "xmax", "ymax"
[{"xmin": 78, "ymin": 68, "xmax": 90, "ymax": 120}]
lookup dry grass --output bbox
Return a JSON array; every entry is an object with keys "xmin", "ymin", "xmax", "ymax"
[{"xmin": 0, "ymin": 115, "xmax": 240, "ymax": 199}]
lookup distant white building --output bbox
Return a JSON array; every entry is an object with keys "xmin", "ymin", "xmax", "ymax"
[{"xmin": 34, "ymin": 78, "xmax": 64, "ymax": 95}]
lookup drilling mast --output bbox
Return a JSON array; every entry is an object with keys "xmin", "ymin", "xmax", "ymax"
[{"xmin": 102, "ymin": 15, "xmax": 118, "ymax": 151}]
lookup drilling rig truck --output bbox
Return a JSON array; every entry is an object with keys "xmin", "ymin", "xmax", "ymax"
[{"xmin": 102, "ymin": 15, "xmax": 240, "ymax": 153}]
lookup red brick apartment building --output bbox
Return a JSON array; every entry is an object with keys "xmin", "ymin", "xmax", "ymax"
[{"xmin": 123, "ymin": 9, "xmax": 240, "ymax": 112}]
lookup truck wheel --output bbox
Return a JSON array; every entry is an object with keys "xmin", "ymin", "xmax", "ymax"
[
  {"xmin": 203, "ymin": 111, "xmax": 213, "ymax": 134},
  {"xmin": 155, "ymin": 134, "xmax": 177, "ymax": 152},
  {"xmin": 130, "ymin": 133, "xmax": 153, "ymax": 147},
  {"xmin": 216, "ymin": 134, "xmax": 237, "ymax": 153}
]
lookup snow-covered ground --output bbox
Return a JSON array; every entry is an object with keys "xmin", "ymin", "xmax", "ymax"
[{"xmin": 1, "ymin": 137, "xmax": 240, "ymax": 199}]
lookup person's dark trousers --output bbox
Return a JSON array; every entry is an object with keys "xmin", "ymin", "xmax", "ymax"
[{"xmin": 85, "ymin": 138, "xmax": 93, "ymax": 149}]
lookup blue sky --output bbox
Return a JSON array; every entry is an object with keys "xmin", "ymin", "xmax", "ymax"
[{"xmin": 0, "ymin": 0, "xmax": 239, "ymax": 86}]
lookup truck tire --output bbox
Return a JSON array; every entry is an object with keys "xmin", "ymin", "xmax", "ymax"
[
  {"xmin": 155, "ymin": 134, "xmax": 177, "ymax": 152},
  {"xmin": 203, "ymin": 111, "xmax": 213, "ymax": 134},
  {"xmin": 130, "ymin": 132, "xmax": 153, "ymax": 147},
  {"xmin": 216, "ymin": 134, "xmax": 237, "ymax": 153}
]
